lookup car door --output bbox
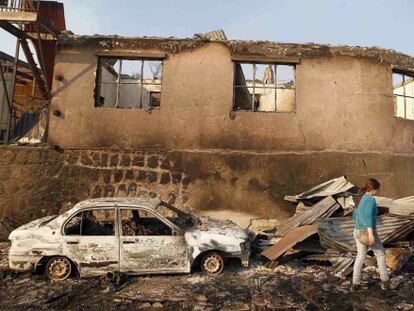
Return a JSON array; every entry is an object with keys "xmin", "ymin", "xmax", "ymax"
[
  {"xmin": 119, "ymin": 207, "xmax": 190, "ymax": 274},
  {"xmin": 62, "ymin": 207, "xmax": 119, "ymax": 277}
]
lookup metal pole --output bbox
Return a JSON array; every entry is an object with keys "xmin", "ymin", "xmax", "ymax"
[
  {"xmin": 116, "ymin": 60, "xmax": 122, "ymax": 108},
  {"xmin": 252, "ymin": 64, "xmax": 256, "ymax": 111},
  {"xmin": 0, "ymin": 62, "xmax": 12, "ymax": 112},
  {"xmin": 403, "ymin": 75, "xmax": 407, "ymax": 119},
  {"xmin": 6, "ymin": 37, "xmax": 21, "ymax": 143},
  {"xmin": 140, "ymin": 60, "xmax": 144, "ymax": 108},
  {"xmin": 274, "ymin": 64, "xmax": 277, "ymax": 112}
]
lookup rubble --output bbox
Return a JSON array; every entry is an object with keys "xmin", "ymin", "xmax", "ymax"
[
  {"xmin": 259, "ymin": 176, "xmax": 414, "ymax": 275},
  {"xmin": 276, "ymin": 196, "xmax": 340, "ymax": 236},
  {"xmin": 1, "ymin": 240, "xmax": 414, "ymax": 309}
]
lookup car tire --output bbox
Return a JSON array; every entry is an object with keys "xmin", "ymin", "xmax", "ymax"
[
  {"xmin": 45, "ymin": 256, "xmax": 72, "ymax": 281},
  {"xmin": 200, "ymin": 252, "xmax": 224, "ymax": 276}
]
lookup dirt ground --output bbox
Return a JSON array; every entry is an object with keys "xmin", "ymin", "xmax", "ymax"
[{"xmin": 1, "ymin": 243, "xmax": 414, "ymax": 311}]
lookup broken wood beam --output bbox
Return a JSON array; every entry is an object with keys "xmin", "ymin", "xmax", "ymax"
[{"xmin": 20, "ymin": 38, "xmax": 49, "ymax": 99}]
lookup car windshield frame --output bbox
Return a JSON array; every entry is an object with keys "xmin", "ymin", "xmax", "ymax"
[
  {"xmin": 155, "ymin": 201, "xmax": 195, "ymax": 230},
  {"xmin": 39, "ymin": 216, "xmax": 58, "ymax": 227}
]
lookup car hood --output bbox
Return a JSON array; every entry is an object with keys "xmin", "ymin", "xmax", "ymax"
[
  {"xmin": 8, "ymin": 215, "xmax": 57, "ymax": 240},
  {"xmin": 186, "ymin": 216, "xmax": 249, "ymax": 241}
]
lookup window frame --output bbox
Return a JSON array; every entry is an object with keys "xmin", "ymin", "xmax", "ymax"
[
  {"xmin": 119, "ymin": 206, "xmax": 184, "ymax": 237},
  {"xmin": 232, "ymin": 61, "xmax": 297, "ymax": 113},
  {"xmin": 61, "ymin": 206, "xmax": 118, "ymax": 237},
  {"xmin": 94, "ymin": 56, "xmax": 164, "ymax": 110},
  {"xmin": 392, "ymin": 70, "xmax": 414, "ymax": 120}
]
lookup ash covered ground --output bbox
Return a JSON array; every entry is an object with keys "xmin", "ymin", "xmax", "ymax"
[{"xmin": 1, "ymin": 243, "xmax": 414, "ymax": 311}]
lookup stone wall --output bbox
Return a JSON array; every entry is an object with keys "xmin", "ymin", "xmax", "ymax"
[
  {"xmin": 1, "ymin": 146, "xmax": 414, "ymax": 241},
  {"xmin": 0, "ymin": 146, "xmax": 191, "ymax": 241}
]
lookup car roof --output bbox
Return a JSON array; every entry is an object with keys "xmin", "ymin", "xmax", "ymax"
[{"xmin": 72, "ymin": 197, "xmax": 162, "ymax": 211}]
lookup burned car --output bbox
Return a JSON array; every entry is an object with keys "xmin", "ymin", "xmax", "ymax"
[{"xmin": 9, "ymin": 198, "xmax": 250, "ymax": 281}]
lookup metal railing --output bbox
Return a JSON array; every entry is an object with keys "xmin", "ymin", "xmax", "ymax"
[{"xmin": 0, "ymin": 0, "xmax": 36, "ymax": 12}]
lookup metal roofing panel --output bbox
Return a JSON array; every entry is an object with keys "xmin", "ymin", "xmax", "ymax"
[
  {"xmin": 317, "ymin": 216, "xmax": 414, "ymax": 252},
  {"xmin": 261, "ymin": 224, "xmax": 319, "ymax": 261},
  {"xmin": 194, "ymin": 29, "xmax": 227, "ymax": 41},
  {"xmin": 277, "ymin": 196, "xmax": 340, "ymax": 236},
  {"xmin": 375, "ymin": 196, "xmax": 414, "ymax": 217},
  {"xmin": 285, "ymin": 176, "xmax": 354, "ymax": 203}
]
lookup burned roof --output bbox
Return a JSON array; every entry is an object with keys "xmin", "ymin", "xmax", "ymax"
[{"xmin": 57, "ymin": 33, "xmax": 414, "ymax": 72}]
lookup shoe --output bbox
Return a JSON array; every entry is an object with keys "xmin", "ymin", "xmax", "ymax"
[
  {"xmin": 381, "ymin": 280, "xmax": 390, "ymax": 290},
  {"xmin": 381, "ymin": 280, "xmax": 396, "ymax": 290},
  {"xmin": 351, "ymin": 284, "xmax": 362, "ymax": 292}
]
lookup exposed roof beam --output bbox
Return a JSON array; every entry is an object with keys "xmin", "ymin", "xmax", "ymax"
[
  {"xmin": 38, "ymin": 18, "xmax": 60, "ymax": 37},
  {"xmin": 26, "ymin": 32, "xmax": 56, "ymax": 41},
  {"xmin": 0, "ymin": 11, "xmax": 37, "ymax": 23},
  {"xmin": 16, "ymin": 70, "xmax": 33, "ymax": 81},
  {"xmin": 20, "ymin": 38, "xmax": 49, "ymax": 99},
  {"xmin": 0, "ymin": 20, "xmax": 50, "ymax": 99}
]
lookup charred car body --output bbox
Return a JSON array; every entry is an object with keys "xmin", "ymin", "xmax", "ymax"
[{"xmin": 8, "ymin": 198, "xmax": 250, "ymax": 280}]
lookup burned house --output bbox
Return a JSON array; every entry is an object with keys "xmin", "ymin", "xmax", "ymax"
[
  {"xmin": 1, "ymin": 2, "xmax": 414, "ymax": 239},
  {"xmin": 45, "ymin": 34, "xmax": 414, "ymax": 220}
]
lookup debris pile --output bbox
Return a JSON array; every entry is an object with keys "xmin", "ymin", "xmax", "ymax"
[{"xmin": 257, "ymin": 176, "xmax": 414, "ymax": 275}]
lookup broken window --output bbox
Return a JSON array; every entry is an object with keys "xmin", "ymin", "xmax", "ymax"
[
  {"xmin": 95, "ymin": 57, "xmax": 163, "ymax": 109},
  {"xmin": 64, "ymin": 211, "xmax": 82, "ymax": 235},
  {"xmin": 393, "ymin": 71, "xmax": 414, "ymax": 120},
  {"xmin": 64, "ymin": 209, "xmax": 116, "ymax": 236},
  {"xmin": 233, "ymin": 62, "xmax": 296, "ymax": 112},
  {"xmin": 120, "ymin": 209, "xmax": 173, "ymax": 236}
]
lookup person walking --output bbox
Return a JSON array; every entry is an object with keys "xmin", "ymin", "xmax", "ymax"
[{"xmin": 352, "ymin": 178, "xmax": 390, "ymax": 291}]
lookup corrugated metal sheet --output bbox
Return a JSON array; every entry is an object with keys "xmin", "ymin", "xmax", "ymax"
[
  {"xmin": 331, "ymin": 257, "xmax": 354, "ymax": 274},
  {"xmin": 305, "ymin": 250, "xmax": 354, "ymax": 274},
  {"xmin": 395, "ymin": 196, "xmax": 414, "ymax": 203},
  {"xmin": 285, "ymin": 176, "xmax": 354, "ymax": 203},
  {"xmin": 261, "ymin": 224, "xmax": 318, "ymax": 261},
  {"xmin": 194, "ymin": 29, "xmax": 227, "ymax": 41},
  {"xmin": 317, "ymin": 216, "xmax": 414, "ymax": 253},
  {"xmin": 16, "ymin": 108, "xmax": 47, "ymax": 144},
  {"xmin": 375, "ymin": 196, "xmax": 414, "ymax": 217},
  {"xmin": 277, "ymin": 196, "xmax": 340, "ymax": 236}
]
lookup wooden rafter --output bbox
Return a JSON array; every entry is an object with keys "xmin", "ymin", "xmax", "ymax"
[{"xmin": 0, "ymin": 20, "xmax": 49, "ymax": 99}]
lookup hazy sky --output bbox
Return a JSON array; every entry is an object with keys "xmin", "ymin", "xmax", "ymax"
[{"xmin": 1, "ymin": 0, "xmax": 414, "ymax": 59}]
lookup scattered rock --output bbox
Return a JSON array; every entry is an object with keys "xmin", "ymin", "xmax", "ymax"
[
  {"xmin": 152, "ymin": 302, "xmax": 163, "ymax": 308},
  {"xmin": 221, "ymin": 302, "xmax": 250, "ymax": 311},
  {"xmin": 196, "ymin": 294, "xmax": 208, "ymax": 302},
  {"xmin": 138, "ymin": 302, "xmax": 152, "ymax": 309}
]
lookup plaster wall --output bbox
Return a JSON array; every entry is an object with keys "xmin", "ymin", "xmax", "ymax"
[{"xmin": 49, "ymin": 43, "xmax": 414, "ymax": 155}]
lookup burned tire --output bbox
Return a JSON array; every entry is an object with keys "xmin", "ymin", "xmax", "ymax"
[
  {"xmin": 200, "ymin": 252, "xmax": 224, "ymax": 276},
  {"xmin": 45, "ymin": 256, "xmax": 72, "ymax": 281}
]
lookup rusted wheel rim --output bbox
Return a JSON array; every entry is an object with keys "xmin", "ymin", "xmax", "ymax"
[
  {"xmin": 202, "ymin": 254, "xmax": 223, "ymax": 275},
  {"xmin": 48, "ymin": 257, "xmax": 71, "ymax": 281}
]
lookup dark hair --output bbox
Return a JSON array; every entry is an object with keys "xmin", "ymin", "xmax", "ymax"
[{"xmin": 355, "ymin": 178, "xmax": 381, "ymax": 207}]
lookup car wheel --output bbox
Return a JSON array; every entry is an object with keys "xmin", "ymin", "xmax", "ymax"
[
  {"xmin": 200, "ymin": 252, "xmax": 224, "ymax": 276},
  {"xmin": 45, "ymin": 256, "xmax": 72, "ymax": 281}
]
